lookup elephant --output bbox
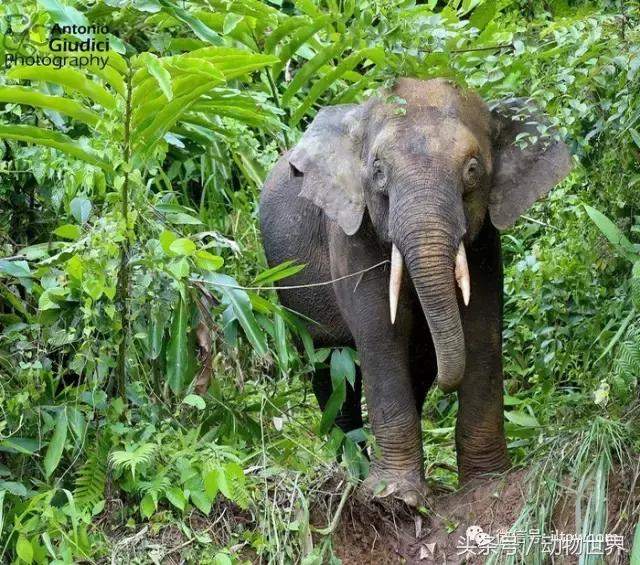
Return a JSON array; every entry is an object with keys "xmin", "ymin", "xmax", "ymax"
[{"xmin": 259, "ymin": 77, "xmax": 571, "ymax": 506}]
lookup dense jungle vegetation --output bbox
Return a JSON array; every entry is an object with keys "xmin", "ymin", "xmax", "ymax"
[{"xmin": 0, "ymin": 0, "xmax": 639, "ymax": 563}]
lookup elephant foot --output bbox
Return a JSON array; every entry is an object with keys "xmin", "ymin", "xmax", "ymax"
[{"xmin": 361, "ymin": 466, "xmax": 428, "ymax": 508}]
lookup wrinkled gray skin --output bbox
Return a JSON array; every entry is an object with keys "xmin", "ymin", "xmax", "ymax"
[{"xmin": 260, "ymin": 78, "xmax": 571, "ymax": 505}]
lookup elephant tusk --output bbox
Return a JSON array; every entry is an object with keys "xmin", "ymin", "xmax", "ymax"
[
  {"xmin": 389, "ymin": 244, "xmax": 403, "ymax": 324},
  {"xmin": 455, "ymin": 242, "xmax": 471, "ymax": 306}
]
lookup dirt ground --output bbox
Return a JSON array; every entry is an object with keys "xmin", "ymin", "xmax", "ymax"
[
  {"xmin": 325, "ymin": 468, "xmax": 636, "ymax": 565},
  {"xmin": 102, "ymin": 466, "xmax": 637, "ymax": 564}
]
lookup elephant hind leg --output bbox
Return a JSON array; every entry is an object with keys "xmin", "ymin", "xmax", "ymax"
[{"xmin": 312, "ymin": 366, "xmax": 363, "ymax": 434}]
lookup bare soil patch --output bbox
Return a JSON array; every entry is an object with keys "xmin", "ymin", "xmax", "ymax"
[{"xmin": 326, "ymin": 468, "xmax": 636, "ymax": 564}]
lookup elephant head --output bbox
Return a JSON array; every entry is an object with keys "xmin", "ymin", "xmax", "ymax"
[{"xmin": 288, "ymin": 78, "xmax": 571, "ymax": 392}]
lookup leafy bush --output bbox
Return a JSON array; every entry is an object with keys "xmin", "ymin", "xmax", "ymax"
[{"xmin": 0, "ymin": 0, "xmax": 638, "ymax": 562}]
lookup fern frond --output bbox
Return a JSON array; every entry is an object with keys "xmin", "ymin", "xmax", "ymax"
[
  {"xmin": 613, "ymin": 322, "xmax": 640, "ymax": 391},
  {"xmin": 109, "ymin": 443, "xmax": 157, "ymax": 481},
  {"xmin": 74, "ymin": 436, "xmax": 109, "ymax": 510},
  {"xmin": 138, "ymin": 473, "xmax": 171, "ymax": 503}
]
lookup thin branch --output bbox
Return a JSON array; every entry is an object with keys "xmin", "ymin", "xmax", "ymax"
[
  {"xmin": 406, "ymin": 42, "xmax": 514, "ymax": 54},
  {"xmin": 115, "ymin": 64, "xmax": 133, "ymax": 401},
  {"xmin": 312, "ymin": 482, "xmax": 354, "ymax": 535},
  {"xmin": 190, "ymin": 259, "xmax": 390, "ymax": 293},
  {"xmin": 0, "ymin": 254, "xmax": 27, "ymax": 261},
  {"xmin": 450, "ymin": 42, "xmax": 514, "ymax": 53}
]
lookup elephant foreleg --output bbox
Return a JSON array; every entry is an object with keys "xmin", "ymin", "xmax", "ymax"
[
  {"xmin": 456, "ymin": 221, "xmax": 510, "ymax": 482},
  {"xmin": 330, "ymin": 226, "xmax": 425, "ymax": 506}
]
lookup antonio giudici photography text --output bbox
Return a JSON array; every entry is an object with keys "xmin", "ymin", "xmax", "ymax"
[{"xmin": 4, "ymin": 23, "xmax": 111, "ymax": 70}]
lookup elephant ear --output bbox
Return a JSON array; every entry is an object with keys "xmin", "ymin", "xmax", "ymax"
[
  {"xmin": 288, "ymin": 104, "xmax": 366, "ymax": 236},
  {"xmin": 489, "ymin": 99, "xmax": 572, "ymax": 230}
]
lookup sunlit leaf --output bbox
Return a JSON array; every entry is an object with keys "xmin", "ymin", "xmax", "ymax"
[
  {"xmin": 166, "ymin": 294, "xmax": 190, "ymax": 394},
  {"xmin": 7, "ymin": 66, "xmax": 117, "ymax": 109},
  {"xmin": 0, "ymin": 86, "xmax": 101, "ymax": 127},
  {"xmin": 0, "ymin": 125, "xmax": 112, "ymax": 171},
  {"xmin": 44, "ymin": 409, "xmax": 68, "ymax": 479}
]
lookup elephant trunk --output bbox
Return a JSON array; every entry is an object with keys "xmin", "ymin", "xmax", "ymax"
[{"xmin": 390, "ymin": 177, "xmax": 468, "ymax": 392}]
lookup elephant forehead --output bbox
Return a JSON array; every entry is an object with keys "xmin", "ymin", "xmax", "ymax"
[{"xmin": 397, "ymin": 119, "xmax": 492, "ymax": 172}]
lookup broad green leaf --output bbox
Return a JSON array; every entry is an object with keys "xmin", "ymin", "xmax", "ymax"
[
  {"xmin": 281, "ymin": 41, "xmax": 346, "ymax": 106},
  {"xmin": 83, "ymin": 275, "xmax": 105, "ymax": 301},
  {"xmin": 164, "ymin": 59, "xmax": 225, "ymax": 83},
  {"xmin": 132, "ymin": 72, "xmax": 223, "ymax": 131},
  {"xmin": 149, "ymin": 303, "xmax": 168, "ymax": 360},
  {"xmin": 584, "ymin": 204, "xmax": 637, "ymax": 262},
  {"xmin": 195, "ymin": 12, "xmax": 257, "ymax": 49},
  {"xmin": 0, "ymin": 86, "xmax": 100, "ymax": 127},
  {"xmin": 157, "ymin": 0, "xmax": 222, "ymax": 44},
  {"xmin": 194, "ymin": 250, "xmax": 223, "ymax": 271},
  {"xmin": 190, "ymin": 490, "xmax": 212, "ymax": 515},
  {"xmin": 223, "ymin": 13, "xmax": 244, "ymax": 35},
  {"xmin": 70, "ymin": 197, "xmax": 92, "ymax": 225},
  {"xmin": 7, "ymin": 66, "xmax": 116, "ymax": 110},
  {"xmin": 213, "ymin": 553, "xmax": 232, "ymax": 565},
  {"xmin": 66, "ymin": 407, "xmax": 86, "ymax": 446},
  {"xmin": 320, "ymin": 379, "xmax": 346, "ymax": 434},
  {"xmin": 631, "ymin": 519, "xmax": 640, "ymax": 565},
  {"xmin": 165, "ymin": 212, "xmax": 204, "ymax": 225},
  {"xmin": 182, "ymin": 394, "xmax": 206, "ymax": 410},
  {"xmin": 39, "ymin": 287, "xmax": 68, "ymax": 311},
  {"xmin": 290, "ymin": 48, "xmax": 385, "ymax": 126},
  {"xmin": 20, "ymin": 242, "xmax": 62, "ymax": 261},
  {"xmin": 253, "ymin": 260, "xmax": 305, "ymax": 284},
  {"xmin": 168, "ymin": 257, "xmax": 190, "ymax": 279},
  {"xmin": 65, "ymin": 255, "xmax": 84, "ymax": 280},
  {"xmin": 86, "ymin": 62, "xmax": 126, "ymax": 98},
  {"xmin": 204, "ymin": 469, "xmax": 219, "ymax": 499},
  {"xmin": 169, "ymin": 238, "xmax": 197, "ymax": 256},
  {"xmin": 264, "ymin": 16, "xmax": 313, "ymax": 52},
  {"xmin": 184, "ymin": 48, "xmax": 279, "ymax": 80},
  {"xmin": 221, "ymin": 462, "xmax": 247, "ymax": 507},
  {"xmin": 273, "ymin": 16, "xmax": 333, "ymax": 77},
  {"xmin": 190, "ymin": 90, "xmax": 284, "ymax": 130},
  {"xmin": 0, "ymin": 480, "xmax": 27, "ymax": 497},
  {"xmin": 0, "ymin": 260, "xmax": 31, "ymax": 279},
  {"xmin": 0, "ymin": 437, "xmax": 40, "ymax": 454},
  {"xmin": 203, "ymin": 273, "xmax": 268, "ymax": 356},
  {"xmin": 166, "ymin": 295, "xmax": 190, "ymax": 394},
  {"xmin": 278, "ymin": 307, "xmax": 315, "ymax": 364},
  {"xmin": 16, "ymin": 535, "xmax": 33, "ymax": 564},
  {"xmin": 53, "ymin": 224, "xmax": 81, "ymax": 240},
  {"xmin": 44, "ymin": 409, "xmax": 68, "ymax": 479},
  {"xmin": 0, "ymin": 125, "xmax": 112, "ymax": 171},
  {"xmin": 166, "ymin": 486, "xmax": 186, "ymax": 511},
  {"xmin": 203, "ymin": 0, "xmax": 279, "ymax": 21},
  {"xmin": 469, "ymin": 0, "xmax": 497, "ymax": 30},
  {"xmin": 140, "ymin": 493, "xmax": 156, "ymax": 518},
  {"xmin": 504, "ymin": 410, "xmax": 539, "ymax": 428},
  {"xmin": 274, "ymin": 314, "xmax": 288, "ymax": 375},
  {"xmin": 38, "ymin": 0, "xmax": 87, "ymax": 27},
  {"xmin": 630, "ymin": 128, "xmax": 640, "ymax": 150},
  {"xmin": 160, "ymin": 230, "xmax": 178, "ymax": 255},
  {"xmin": 503, "ymin": 395, "xmax": 525, "ymax": 406},
  {"xmin": 144, "ymin": 54, "xmax": 173, "ymax": 101},
  {"xmin": 331, "ymin": 349, "xmax": 356, "ymax": 388},
  {"xmin": 135, "ymin": 79, "xmax": 225, "ymax": 155}
]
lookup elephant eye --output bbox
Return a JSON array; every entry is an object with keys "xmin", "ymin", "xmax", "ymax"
[
  {"xmin": 463, "ymin": 157, "xmax": 482, "ymax": 188},
  {"xmin": 372, "ymin": 158, "xmax": 387, "ymax": 189}
]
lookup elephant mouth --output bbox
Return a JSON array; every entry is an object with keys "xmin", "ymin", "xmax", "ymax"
[{"xmin": 388, "ymin": 241, "xmax": 470, "ymax": 325}]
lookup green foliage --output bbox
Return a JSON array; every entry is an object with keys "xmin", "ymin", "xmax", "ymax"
[
  {"xmin": 73, "ymin": 436, "xmax": 109, "ymax": 511},
  {"xmin": 0, "ymin": 0, "xmax": 638, "ymax": 562}
]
